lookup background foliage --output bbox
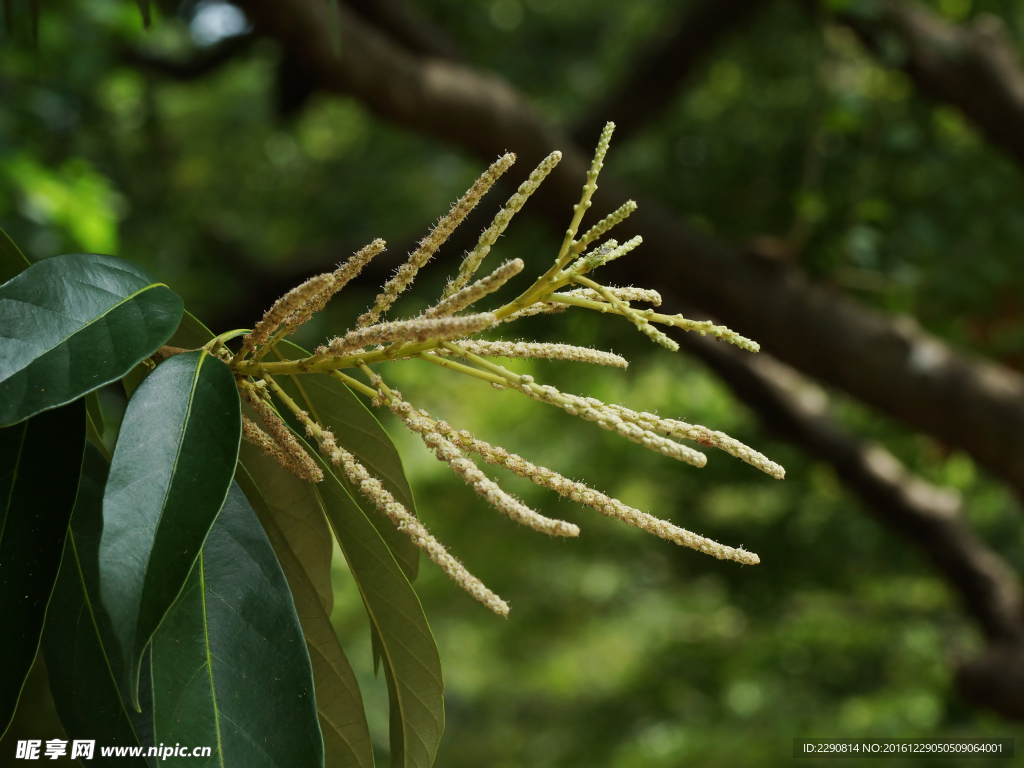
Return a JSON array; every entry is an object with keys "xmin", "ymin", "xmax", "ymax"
[{"xmin": 3, "ymin": 0, "xmax": 1024, "ymax": 765}]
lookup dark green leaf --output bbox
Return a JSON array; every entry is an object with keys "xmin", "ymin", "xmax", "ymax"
[
  {"xmin": 0, "ymin": 253, "xmax": 184, "ymax": 426},
  {"xmin": 85, "ymin": 391, "xmax": 104, "ymax": 435},
  {"xmin": 168, "ymin": 309, "xmax": 216, "ymax": 348},
  {"xmin": 121, "ymin": 310, "xmax": 217, "ymax": 399},
  {"xmin": 272, "ymin": 340, "xmax": 420, "ymax": 581},
  {"xmin": 0, "ymin": 226, "xmax": 31, "ymax": 285},
  {"xmin": 150, "ymin": 482, "xmax": 324, "ymax": 767},
  {"xmin": 306, "ymin": 443, "xmax": 444, "ymax": 768},
  {"xmin": 42, "ymin": 444, "xmax": 151, "ymax": 767},
  {"xmin": 171, "ymin": 315, "xmax": 338, "ymax": 613},
  {"xmin": 237, "ymin": 440, "xmax": 335, "ymax": 614},
  {"xmin": 237, "ymin": 464, "xmax": 374, "ymax": 768},
  {"xmin": 0, "ymin": 399, "xmax": 86, "ymax": 737},
  {"xmin": 85, "ymin": 392, "xmax": 111, "ymax": 460},
  {"xmin": 99, "ymin": 350, "xmax": 241, "ymax": 709}
]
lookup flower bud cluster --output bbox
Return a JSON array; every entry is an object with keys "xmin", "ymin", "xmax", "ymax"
[
  {"xmin": 444, "ymin": 151, "xmax": 562, "ymax": 299},
  {"xmin": 359, "ymin": 153, "xmax": 516, "ymax": 327},
  {"xmin": 387, "ymin": 396, "xmax": 579, "ymax": 537},
  {"xmin": 324, "ymin": 313, "xmax": 497, "ymax": 357},
  {"xmin": 434, "ymin": 339, "xmax": 628, "ymax": 368},
  {"xmin": 571, "ymin": 200, "xmax": 637, "ymax": 253},
  {"xmin": 441, "ymin": 425, "xmax": 758, "ymax": 564},
  {"xmin": 426, "ymin": 259, "xmax": 524, "ymax": 318},
  {"xmin": 230, "ymin": 121, "xmax": 782, "ymax": 615}
]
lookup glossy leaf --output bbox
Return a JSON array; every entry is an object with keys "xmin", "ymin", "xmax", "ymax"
[
  {"xmin": 42, "ymin": 444, "xmax": 151, "ymax": 766},
  {"xmin": 272, "ymin": 340, "xmax": 420, "ymax": 581},
  {"xmin": 99, "ymin": 350, "xmax": 241, "ymax": 709},
  {"xmin": 168, "ymin": 309, "xmax": 216, "ymax": 348},
  {"xmin": 305, "ymin": 442, "xmax": 444, "ymax": 768},
  {"xmin": 121, "ymin": 309, "xmax": 216, "ymax": 399},
  {"xmin": 0, "ymin": 226, "xmax": 30, "ymax": 285},
  {"xmin": 167, "ymin": 314, "xmax": 337, "ymax": 614},
  {"xmin": 237, "ymin": 439, "xmax": 335, "ymax": 614},
  {"xmin": 85, "ymin": 391, "xmax": 110, "ymax": 460},
  {"xmin": 0, "ymin": 253, "xmax": 184, "ymax": 426},
  {"xmin": 85, "ymin": 390, "xmax": 104, "ymax": 435},
  {"xmin": 237, "ymin": 464, "xmax": 373, "ymax": 768},
  {"xmin": 150, "ymin": 482, "xmax": 324, "ymax": 767},
  {"xmin": 0, "ymin": 399, "xmax": 86, "ymax": 737}
]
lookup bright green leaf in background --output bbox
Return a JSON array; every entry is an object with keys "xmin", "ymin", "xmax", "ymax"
[
  {"xmin": 4, "ymin": 155, "xmax": 124, "ymax": 254},
  {"xmin": 0, "ymin": 253, "xmax": 184, "ymax": 426},
  {"xmin": 0, "ymin": 226, "xmax": 31, "ymax": 285},
  {"xmin": 150, "ymin": 482, "xmax": 324, "ymax": 767},
  {"xmin": 43, "ymin": 444, "xmax": 151, "ymax": 767},
  {"xmin": 237, "ymin": 464, "xmax": 374, "ymax": 768},
  {"xmin": 0, "ymin": 399, "xmax": 86, "ymax": 738},
  {"xmin": 99, "ymin": 350, "xmax": 241, "ymax": 709}
]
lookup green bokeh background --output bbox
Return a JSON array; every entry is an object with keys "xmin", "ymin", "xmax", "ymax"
[{"xmin": 3, "ymin": 0, "xmax": 1024, "ymax": 765}]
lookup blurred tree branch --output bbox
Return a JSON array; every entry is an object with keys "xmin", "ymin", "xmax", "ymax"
[
  {"xmin": 572, "ymin": 0, "xmax": 774, "ymax": 149},
  {"xmin": 834, "ymin": 0, "xmax": 1024, "ymax": 170},
  {"xmin": 341, "ymin": 0, "xmax": 462, "ymax": 61},
  {"xmin": 683, "ymin": 330, "xmax": 1024, "ymax": 642},
  {"xmin": 120, "ymin": 31, "xmax": 256, "ymax": 80},
  {"xmin": 683, "ymin": 329, "xmax": 1024, "ymax": 717},
  {"xmin": 230, "ymin": 0, "xmax": 1024, "ymax": 507}
]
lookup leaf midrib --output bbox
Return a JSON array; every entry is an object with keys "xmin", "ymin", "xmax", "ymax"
[
  {"xmin": 132, "ymin": 351, "xmax": 208, "ymax": 690},
  {"xmin": 67, "ymin": 531, "xmax": 150, "ymax": 751},
  {"xmin": 198, "ymin": 550, "xmax": 226, "ymax": 768}
]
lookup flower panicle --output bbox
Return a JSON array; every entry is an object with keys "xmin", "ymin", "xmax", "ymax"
[
  {"xmin": 571, "ymin": 199, "xmax": 637, "ymax": 253},
  {"xmin": 322, "ymin": 312, "xmax": 497, "ymax": 357},
  {"xmin": 550, "ymin": 122, "xmax": 616, "ymax": 274},
  {"xmin": 432, "ymin": 339, "xmax": 628, "ymax": 368},
  {"xmin": 502, "ymin": 301, "xmax": 568, "ymax": 322},
  {"xmin": 319, "ymin": 435, "xmax": 509, "ymax": 616},
  {"xmin": 573, "ymin": 275, "xmax": 678, "ymax": 351},
  {"xmin": 386, "ymin": 393, "xmax": 579, "ymax": 538},
  {"xmin": 568, "ymin": 235, "xmax": 643, "ymax": 276},
  {"xmin": 440, "ymin": 347, "xmax": 707, "ymax": 467},
  {"xmin": 443, "ymin": 151, "xmax": 562, "ymax": 299},
  {"xmin": 441, "ymin": 424, "xmax": 759, "ymax": 565},
  {"xmin": 661, "ymin": 316, "xmax": 761, "ymax": 352},
  {"xmin": 239, "ymin": 272, "xmax": 335, "ymax": 358},
  {"xmin": 561, "ymin": 286, "xmax": 661, "ymax": 306},
  {"xmin": 606, "ymin": 404, "xmax": 785, "ymax": 479},
  {"xmin": 358, "ymin": 153, "xmax": 516, "ymax": 327},
  {"xmin": 286, "ymin": 239, "xmax": 386, "ymax": 330},
  {"xmin": 426, "ymin": 258, "xmax": 524, "ymax": 318},
  {"xmin": 514, "ymin": 378, "xmax": 704, "ymax": 465},
  {"xmin": 238, "ymin": 384, "xmax": 323, "ymax": 482},
  {"xmin": 589, "ymin": 122, "xmax": 615, "ymax": 181}
]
